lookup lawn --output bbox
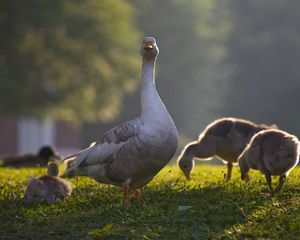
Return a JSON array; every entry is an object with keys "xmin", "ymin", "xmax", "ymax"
[{"xmin": 0, "ymin": 163, "xmax": 300, "ymax": 240}]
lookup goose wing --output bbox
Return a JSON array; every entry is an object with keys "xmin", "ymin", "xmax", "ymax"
[
  {"xmin": 63, "ymin": 119, "xmax": 139, "ymax": 173},
  {"xmin": 98, "ymin": 118, "xmax": 138, "ymax": 144}
]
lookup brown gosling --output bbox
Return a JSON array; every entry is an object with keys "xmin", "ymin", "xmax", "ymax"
[
  {"xmin": 238, "ymin": 129, "xmax": 299, "ymax": 195},
  {"xmin": 24, "ymin": 162, "xmax": 72, "ymax": 204},
  {"xmin": 177, "ymin": 117, "xmax": 276, "ymax": 181}
]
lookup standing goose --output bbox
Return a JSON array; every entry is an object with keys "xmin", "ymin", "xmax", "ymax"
[{"xmin": 62, "ymin": 37, "xmax": 178, "ymax": 206}]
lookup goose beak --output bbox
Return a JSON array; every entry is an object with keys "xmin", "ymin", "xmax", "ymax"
[
  {"xmin": 144, "ymin": 41, "xmax": 154, "ymax": 50},
  {"xmin": 184, "ymin": 171, "xmax": 191, "ymax": 181}
]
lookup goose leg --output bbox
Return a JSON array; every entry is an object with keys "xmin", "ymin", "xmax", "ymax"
[
  {"xmin": 225, "ymin": 162, "xmax": 233, "ymax": 182},
  {"xmin": 274, "ymin": 175, "xmax": 287, "ymax": 194},
  {"xmin": 123, "ymin": 184, "xmax": 130, "ymax": 207}
]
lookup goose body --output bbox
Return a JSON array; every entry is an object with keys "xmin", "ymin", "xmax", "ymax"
[
  {"xmin": 238, "ymin": 129, "xmax": 299, "ymax": 194},
  {"xmin": 177, "ymin": 117, "xmax": 276, "ymax": 181},
  {"xmin": 2, "ymin": 146, "xmax": 61, "ymax": 168},
  {"xmin": 63, "ymin": 37, "xmax": 178, "ymax": 204}
]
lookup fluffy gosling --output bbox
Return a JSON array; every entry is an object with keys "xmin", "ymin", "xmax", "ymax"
[
  {"xmin": 24, "ymin": 162, "xmax": 72, "ymax": 204},
  {"xmin": 238, "ymin": 129, "xmax": 299, "ymax": 195},
  {"xmin": 178, "ymin": 118, "xmax": 276, "ymax": 181}
]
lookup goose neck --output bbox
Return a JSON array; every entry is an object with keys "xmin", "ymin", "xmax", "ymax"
[
  {"xmin": 140, "ymin": 58, "xmax": 161, "ymax": 118},
  {"xmin": 142, "ymin": 59, "xmax": 156, "ymax": 85}
]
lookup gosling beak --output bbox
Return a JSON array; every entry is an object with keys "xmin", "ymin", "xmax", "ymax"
[
  {"xmin": 144, "ymin": 41, "xmax": 154, "ymax": 50},
  {"xmin": 184, "ymin": 171, "xmax": 191, "ymax": 181}
]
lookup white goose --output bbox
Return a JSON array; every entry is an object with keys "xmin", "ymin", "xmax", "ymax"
[{"xmin": 63, "ymin": 37, "xmax": 178, "ymax": 206}]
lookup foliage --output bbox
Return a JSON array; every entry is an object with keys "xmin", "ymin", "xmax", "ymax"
[
  {"xmin": 122, "ymin": 0, "xmax": 231, "ymax": 137},
  {"xmin": 0, "ymin": 0, "xmax": 140, "ymax": 122},
  {"xmin": 224, "ymin": 0, "xmax": 300, "ymax": 134},
  {"xmin": 1, "ymin": 164, "xmax": 300, "ymax": 239},
  {"xmin": 127, "ymin": 0, "xmax": 300, "ymax": 139}
]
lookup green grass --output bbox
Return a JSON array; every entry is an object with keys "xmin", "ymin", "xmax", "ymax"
[{"xmin": 1, "ymin": 163, "xmax": 300, "ymax": 239}]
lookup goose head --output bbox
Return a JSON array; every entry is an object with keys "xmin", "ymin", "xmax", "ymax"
[
  {"xmin": 141, "ymin": 37, "xmax": 159, "ymax": 60},
  {"xmin": 38, "ymin": 146, "xmax": 61, "ymax": 162}
]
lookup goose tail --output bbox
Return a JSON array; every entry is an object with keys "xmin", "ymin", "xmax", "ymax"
[
  {"xmin": 62, "ymin": 142, "xmax": 97, "ymax": 177},
  {"xmin": 61, "ymin": 142, "xmax": 97, "ymax": 163}
]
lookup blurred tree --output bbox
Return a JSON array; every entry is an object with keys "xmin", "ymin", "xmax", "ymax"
[
  {"xmin": 225, "ymin": 1, "xmax": 300, "ymax": 135},
  {"xmin": 0, "ymin": 0, "xmax": 140, "ymax": 122},
  {"xmin": 129, "ymin": 0, "xmax": 230, "ymax": 137},
  {"xmin": 85, "ymin": 0, "xmax": 300, "ymax": 144}
]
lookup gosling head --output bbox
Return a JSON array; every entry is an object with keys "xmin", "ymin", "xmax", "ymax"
[
  {"xmin": 141, "ymin": 37, "xmax": 159, "ymax": 60},
  {"xmin": 177, "ymin": 153, "xmax": 194, "ymax": 181},
  {"xmin": 238, "ymin": 151, "xmax": 250, "ymax": 181},
  {"xmin": 47, "ymin": 162, "xmax": 60, "ymax": 177}
]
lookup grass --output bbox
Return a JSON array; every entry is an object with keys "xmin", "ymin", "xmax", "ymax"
[{"xmin": 0, "ymin": 163, "xmax": 300, "ymax": 239}]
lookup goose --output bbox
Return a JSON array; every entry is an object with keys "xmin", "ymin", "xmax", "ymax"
[
  {"xmin": 24, "ymin": 162, "xmax": 72, "ymax": 204},
  {"xmin": 62, "ymin": 37, "xmax": 178, "ymax": 206},
  {"xmin": 2, "ymin": 146, "xmax": 61, "ymax": 168},
  {"xmin": 238, "ymin": 129, "xmax": 299, "ymax": 195},
  {"xmin": 178, "ymin": 118, "xmax": 276, "ymax": 181}
]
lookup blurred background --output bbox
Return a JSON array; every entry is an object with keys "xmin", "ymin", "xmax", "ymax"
[{"xmin": 0, "ymin": 0, "xmax": 300, "ymax": 157}]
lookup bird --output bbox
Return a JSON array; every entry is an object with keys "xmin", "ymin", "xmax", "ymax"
[
  {"xmin": 177, "ymin": 117, "xmax": 277, "ymax": 181},
  {"xmin": 1, "ymin": 146, "xmax": 61, "ymax": 167},
  {"xmin": 24, "ymin": 162, "xmax": 72, "ymax": 204},
  {"xmin": 238, "ymin": 129, "xmax": 299, "ymax": 195},
  {"xmin": 62, "ymin": 37, "xmax": 178, "ymax": 207}
]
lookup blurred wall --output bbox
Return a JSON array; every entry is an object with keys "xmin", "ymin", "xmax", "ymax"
[{"xmin": 0, "ymin": 118, "xmax": 81, "ymax": 157}]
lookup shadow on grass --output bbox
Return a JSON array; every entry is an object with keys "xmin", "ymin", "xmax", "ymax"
[
  {"xmin": 0, "ymin": 186, "xmax": 256, "ymax": 239},
  {"xmin": 1, "ymin": 175, "xmax": 300, "ymax": 239}
]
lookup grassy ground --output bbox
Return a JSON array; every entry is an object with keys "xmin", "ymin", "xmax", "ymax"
[{"xmin": 0, "ymin": 163, "xmax": 300, "ymax": 240}]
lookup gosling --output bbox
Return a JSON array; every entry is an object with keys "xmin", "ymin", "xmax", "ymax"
[
  {"xmin": 178, "ymin": 117, "xmax": 276, "ymax": 181},
  {"xmin": 24, "ymin": 162, "xmax": 72, "ymax": 204},
  {"xmin": 238, "ymin": 129, "xmax": 299, "ymax": 195}
]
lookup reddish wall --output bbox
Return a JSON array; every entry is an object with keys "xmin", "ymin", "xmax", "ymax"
[
  {"xmin": 56, "ymin": 121, "xmax": 81, "ymax": 148},
  {"xmin": 0, "ymin": 118, "xmax": 18, "ymax": 155}
]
